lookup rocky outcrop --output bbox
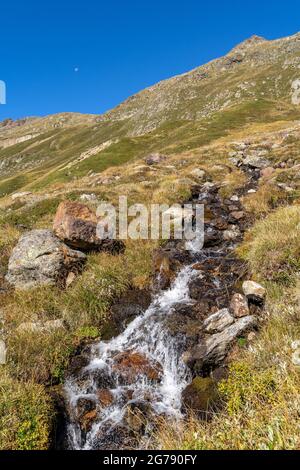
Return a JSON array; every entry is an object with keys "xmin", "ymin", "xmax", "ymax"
[
  {"xmin": 5, "ymin": 229, "xmax": 86, "ymax": 290},
  {"xmin": 184, "ymin": 316, "xmax": 257, "ymax": 373}
]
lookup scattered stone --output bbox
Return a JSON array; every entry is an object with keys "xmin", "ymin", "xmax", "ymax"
[
  {"xmin": 260, "ymin": 167, "xmax": 275, "ymax": 178},
  {"xmin": 242, "ymin": 280, "xmax": 266, "ymax": 304},
  {"xmin": 144, "ymin": 153, "xmax": 167, "ymax": 165},
  {"xmin": 247, "ymin": 189, "xmax": 256, "ymax": 194},
  {"xmin": 66, "ymin": 271, "xmax": 76, "ymax": 288},
  {"xmin": 182, "ymin": 377, "xmax": 218, "ymax": 415},
  {"xmin": 230, "ymin": 211, "xmax": 245, "ymax": 220},
  {"xmin": 230, "ymin": 195, "xmax": 239, "ymax": 202},
  {"xmin": 5, "ymin": 229, "xmax": 86, "ymax": 290},
  {"xmin": 53, "ymin": 201, "xmax": 99, "ymax": 250},
  {"xmin": 230, "ymin": 293, "xmax": 249, "ymax": 318},
  {"xmin": 79, "ymin": 193, "xmax": 98, "ymax": 202},
  {"xmin": 203, "ymin": 308, "xmax": 234, "ymax": 334},
  {"xmin": 190, "ymin": 169, "xmax": 206, "ymax": 180},
  {"xmin": 11, "ymin": 191, "xmax": 32, "ymax": 200}
]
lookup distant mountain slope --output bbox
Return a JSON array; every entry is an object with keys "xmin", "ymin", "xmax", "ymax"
[{"xmin": 1, "ymin": 32, "xmax": 300, "ymax": 197}]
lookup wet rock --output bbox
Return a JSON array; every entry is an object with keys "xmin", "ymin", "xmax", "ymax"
[
  {"xmin": 5, "ymin": 229, "xmax": 86, "ymax": 290},
  {"xmin": 242, "ymin": 280, "xmax": 266, "ymax": 304},
  {"xmin": 203, "ymin": 309, "xmax": 234, "ymax": 334},
  {"xmin": 230, "ymin": 293, "xmax": 249, "ymax": 318},
  {"xmin": 182, "ymin": 377, "xmax": 218, "ymax": 416},
  {"xmin": 80, "ymin": 409, "xmax": 97, "ymax": 432},
  {"xmin": 184, "ymin": 316, "xmax": 257, "ymax": 372},
  {"xmin": 144, "ymin": 153, "xmax": 167, "ymax": 165},
  {"xmin": 75, "ymin": 397, "xmax": 96, "ymax": 422},
  {"xmin": 112, "ymin": 351, "xmax": 163, "ymax": 384},
  {"xmin": 204, "ymin": 229, "xmax": 223, "ymax": 247},
  {"xmin": 111, "ymin": 288, "xmax": 151, "ymax": 333},
  {"xmin": 97, "ymin": 389, "xmax": 114, "ymax": 407},
  {"xmin": 153, "ymin": 250, "xmax": 179, "ymax": 289}
]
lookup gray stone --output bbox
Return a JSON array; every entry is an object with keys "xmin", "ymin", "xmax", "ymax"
[
  {"xmin": 184, "ymin": 316, "xmax": 257, "ymax": 370},
  {"xmin": 230, "ymin": 293, "xmax": 249, "ymax": 318},
  {"xmin": 6, "ymin": 229, "xmax": 86, "ymax": 290},
  {"xmin": 203, "ymin": 308, "xmax": 234, "ymax": 334}
]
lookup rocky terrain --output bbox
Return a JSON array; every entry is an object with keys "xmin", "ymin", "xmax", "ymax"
[{"xmin": 1, "ymin": 32, "xmax": 300, "ymax": 450}]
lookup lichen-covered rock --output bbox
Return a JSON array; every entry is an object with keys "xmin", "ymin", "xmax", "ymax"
[
  {"xmin": 5, "ymin": 229, "xmax": 86, "ymax": 290},
  {"xmin": 203, "ymin": 308, "xmax": 234, "ymax": 334}
]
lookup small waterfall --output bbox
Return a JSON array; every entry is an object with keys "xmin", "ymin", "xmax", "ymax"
[{"xmin": 65, "ymin": 263, "xmax": 198, "ymax": 450}]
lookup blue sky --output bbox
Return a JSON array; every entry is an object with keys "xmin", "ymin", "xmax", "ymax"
[{"xmin": 0, "ymin": 0, "xmax": 300, "ymax": 120}]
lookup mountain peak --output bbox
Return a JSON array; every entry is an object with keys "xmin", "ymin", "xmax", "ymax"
[{"xmin": 231, "ymin": 34, "xmax": 268, "ymax": 52}]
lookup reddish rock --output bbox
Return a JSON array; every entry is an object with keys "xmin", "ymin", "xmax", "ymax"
[
  {"xmin": 230, "ymin": 293, "xmax": 249, "ymax": 318},
  {"xmin": 260, "ymin": 167, "xmax": 275, "ymax": 178},
  {"xmin": 53, "ymin": 201, "xmax": 101, "ymax": 250},
  {"xmin": 80, "ymin": 409, "xmax": 97, "ymax": 431},
  {"xmin": 98, "ymin": 389, "xmax": 114, "ymax": 407},
  {"xmin": 112, "ymin": 351, "xmax": 163, "ymax": 384}
]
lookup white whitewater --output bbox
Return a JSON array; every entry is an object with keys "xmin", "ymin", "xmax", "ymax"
[{"xmin": 65, "ymin": 259, "xmax": 199, "ymax": 449}]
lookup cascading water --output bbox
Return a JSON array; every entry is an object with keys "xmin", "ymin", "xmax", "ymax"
[{"xmin": 65, "ymin": 259, "xmax": 199, "ymax": 450}]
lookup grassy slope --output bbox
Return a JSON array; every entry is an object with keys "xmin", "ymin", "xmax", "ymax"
[{"xmin": 1, "ymin": 33, "xmax": 300, "ymax": 449}]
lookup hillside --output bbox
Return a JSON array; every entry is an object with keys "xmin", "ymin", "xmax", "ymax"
[{"xmin": 1, "ymin": 32, "xmax": 300, "ymax": 450}]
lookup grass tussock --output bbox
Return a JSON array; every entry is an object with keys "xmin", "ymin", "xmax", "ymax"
[
  {"xmin": 156, "ymin": 296, "xmax": 300, "ymax": 450},
  {"xmin": 238, "ymin": 205, "xmax": 300, "ymax": 285},
  {"xmin": 0, "ymin": 372, "xmax": 52, "ymax": 450}
]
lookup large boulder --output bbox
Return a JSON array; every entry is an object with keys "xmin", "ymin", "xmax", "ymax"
[
  {"xmin": 53, "ymin": 201, "xmax": 100, "ymax": 250},
  {"xmin": 53, "ymin": 201, "xmax": 123, "ymax": 252},
  {"xmin": 5, "ymin": 229, "xmax": 86, "ymax": 290},
  {"xmin": 184, "ymin": 316, "xmax": 257, "ymax": 372}
]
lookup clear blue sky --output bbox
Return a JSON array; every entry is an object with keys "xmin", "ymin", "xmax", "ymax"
[{"xmin": 0, "ymin": 0, "xmax": 299, "ymax": 120}]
